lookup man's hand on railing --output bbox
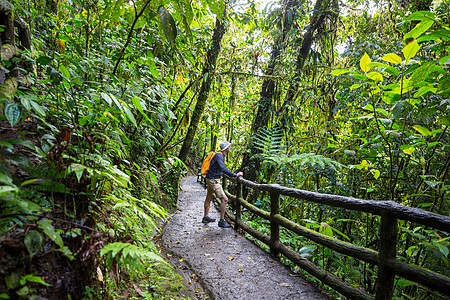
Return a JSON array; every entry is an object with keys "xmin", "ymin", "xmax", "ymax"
[{"xmin": 236, "ymin": 171, "xmax": 243, "ymax": 177}]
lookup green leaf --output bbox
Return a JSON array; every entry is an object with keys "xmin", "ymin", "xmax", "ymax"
[
  {"xmin": 413, "ymin": 125, "xmax": 431, "ymax": 136},
  {"xmin": 24, "ymin": 231, "xmax": 44, "ymax": 260},
  {"xmin": 417, "ymin": 29, "xmax": 450, "ymax": 42},
  {"xmin": 20, "ymin": 274, "xmax": 50, "ymax": 286},
  {"xmin": 330, "ymin": 69, "xmax": 350, "ymax": 76},
  {"xmin": 350, "ymin": 84, "xmax": 361, "ymax": 91},
  {"xmin": 69, "ymin": 163, "xmax": 86, "ymax": 182},
  {"xmin": 414, "ymin": 86, "xmax": 437, "ymax": 98},
  {"xmin": 410, "ymin": 62, "xmax": 439, "ymax": 84},
  {"xmin": 108, "ymin": 94, "xmax": 122, "ymax": 111},
  {"xmin": 207, "ymin": 0, "xmax": 225, "ymax": 20},
  {"xmin": 360, "ymin": 52, "xmax": 371, "ymax": 72},
  {"xmin": 425, "ymin": 180, "xmax": 441, "ymax": 189},
  {"xmin": 0, "ymin": 185, "xmax": 18, "ymax": 196},
  {"xmin": 355, "ymin": 160, "xmax": 368, "ymax": 170},
  {"xmin": 30, "ymin": 100, "xmax": 46, "ymax": 116},
  {"xmin": 123, "ymin": 105, "xmax": 137, "ymax": 128},
  {"xmin": 101, "ymin": 92, "xmax": 112, "ymax": 106},
  {"xmin": 59, "ymin": 65, "xmax": 70, "ymax": 79},
  {"xmin": 36, "ymin": 56, "xmax": 52, "ymax": 66},
  {"xmin": 406, "ymin": 11, "xmax": 435, "ymax": 21},
  {"xmin": 0, "ymin": 141, "xmax": 13, "ymax": 148},
  {"xmin": 158, "ymin": 6, "xmax": 177, "ymax": 42},
  {"xmin": 400, "ymin": 145, "xmax": 415, "ymax": 155},
  {"xmin": 5, "ymin": 103, "xmax": 22, "ymax": 127},
  {"xmin": 383, "ymin": 66, "xmax": 400, "ymax": 76},
  {"xmin": 320, "ymin": 223, "xmax": 333, "ymax": 237},
  {"xmin": 382, "ymin": 53, "xmax": 402, "ymax": 64},
  {"xmin": 402, "ymin": 41, "xmax": 420, "ymax": 64},
  {"xmin": 367, "ymin": 71, "xmax": 383, "ymax": 82},
  {"xmin": 436, "ymin": 243, "xmax": 449, "ymax": 258},
  {"xmin": 38, "ymin": 219, "xmax": 64, "ymax": 248},
  {"xmin": 149, "ymin": 172, "xmax": 158, "ymax": 185},
  {"xmin": 0, "ymin": 174, "xmax": 13, "ymax": 185},
  {"xmin": 132, "ymin": 96, "xmax": 150, "ymax": 122},
  {"xmin": 351, "ymin": 74, "xmax": 367, "ymax": 81},
  {"xmin": 405, "ymin": 19, "xmax": 434, "ymax": 40},
  {"xmin": 20, "ymin": 97, "xmax": 32, "ymax": 111},
  {"xmin": 370, "ymin": 169, "xmax": 381, "ymax": 179},
  {"xmin": 439, "ymin": 56, "xmax": 450, "ymax": 65}
]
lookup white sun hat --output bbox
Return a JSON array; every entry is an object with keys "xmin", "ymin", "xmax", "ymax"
[{"xmin": 219, "ymin": 141, "xmax": 231, "ymax": 151}]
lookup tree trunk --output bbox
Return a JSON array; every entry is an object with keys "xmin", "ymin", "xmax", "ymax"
[
  {"xmin": 283, "ymin": 0, "xmax": 335, "ymax": 106},
  {"xmin": 178, "ymin": 13, "xmax": 227, "ymax": 163},
  {"xmin": 239, "ymin": 0, "xmax": 298, "ymax": 183}
]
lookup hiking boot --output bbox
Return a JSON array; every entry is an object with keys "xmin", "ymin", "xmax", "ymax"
[
  {"xmin": 218, "ymin": 219, "xmax": 231, "ymax": 228},
  {"xmin": 202, "ymin": 216, "xmax": 216, "ymax": 223}
]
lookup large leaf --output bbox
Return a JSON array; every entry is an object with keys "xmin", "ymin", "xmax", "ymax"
[
  {"xmin": 175, "ymin": 0, "xmax": 194, "ymax": 42},
  {"xmin": 38, "ymin": 219, "xmax": 64, "ymax": 248},
  {"xmin": 382, "ymin": 53, "xmax": 402, "ymax": 65},
  {"xmin": 330, "ymin": 69, "xmax": 350, "ymax": 76},
  {"xmin": 24, "ymin": 231, "xmax": 44, "ymax": 260},
  {"xmin": 158, "ymin": 6, "xmax": 177, "ymax": 42},
  {"xmin": 414, "ymin": 85, "xmax": 437, "ymax": 98},
  {"xmin": 207, "ymin": 0, "xmax": 225, "ymax": 20},
  {"xmin": 367, "ymin": 71, "xmax": 383, "ymax": 82},
  {"xmin": 30, "ymin": 100, "xmax": 46, "ymax": 116},
  {"xmin": 406, "ymin": 11, "xmax": 435, "ymax": 21},
  {"xmin": 400, "ymin": 145, "xmax": 415, "ymax": 155},
  {"xmin": 412, "ymin": 125, "xmax": 431, "ymax": 136},
  {"xmin": 360, "ymin": 52, "xmax": 371, "ymax": 72},
  {"xmin": 4, "ymin": 103, "xmax": 22, "ymax": 127},
  {"xmin": 405, "ymin": 19, "xmax": 434, "ymax": 41},
  {"xmin": 402, "ymin": 41, "xmax": 420, "ymax": 65},
  {"xmin": 132, "ymin": 96, "xmax": 151, "ymax": 122},
  {"xmin": 122, "ymin": 104, "xmax": 137, "ymax": 128},
  {"xmin": 59, "ymin": 65, "xmax": 71, "ymax": 80}
]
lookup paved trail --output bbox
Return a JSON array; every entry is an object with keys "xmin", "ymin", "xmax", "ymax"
[{"xmin": 160, "ymin": 176, "xmax": 329, "ymax": 300}]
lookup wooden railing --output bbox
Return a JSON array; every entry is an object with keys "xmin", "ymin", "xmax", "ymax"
[{"xmin": 210, "ymin": 176, "xmax": 450, "ymax": 300}]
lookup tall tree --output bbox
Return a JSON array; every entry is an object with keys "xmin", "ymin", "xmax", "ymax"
[
  {"xmin": 178, "ymin": 11, "xmax": 227, "ymax": 163},
  {"xmin": 239, "ymin": 0, "xmax": 299, "ymax": 183}
]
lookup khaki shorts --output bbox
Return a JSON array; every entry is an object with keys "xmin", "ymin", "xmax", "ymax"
[{"xmin": 206, "ymin": 178, "xmax": 226, "ymax": 199}]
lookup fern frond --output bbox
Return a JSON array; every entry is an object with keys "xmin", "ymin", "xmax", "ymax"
[
  {"xmin": 252, "ymin": 126, "xmax": 284, "ymax": 156},
  {"xmin": 101, "ymin": 242, "xmax": 167, "ymax": 274}
]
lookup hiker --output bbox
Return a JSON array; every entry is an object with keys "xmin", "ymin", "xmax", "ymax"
[{"xmin": 202, "ymin": 141, "xmax": 243, "ymax": 228}]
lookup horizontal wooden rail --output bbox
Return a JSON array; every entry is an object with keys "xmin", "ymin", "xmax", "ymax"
[
  {"xmin": 272, "ymin": 214, "xmax": 379, "ymax": 265},
  {"xmin": 237, "ymin": 178, "xmax": 450, "ymax": 232},
  {"xmin": 386, "ymin": 259, "xmax": 450, "ymax": 295},
  {"xmin": 217, "ymin": 176, "xmax": 450, "ymax": 299}
]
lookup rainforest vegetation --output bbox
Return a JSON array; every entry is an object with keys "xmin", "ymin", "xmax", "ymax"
[{"xmin": 0, "ymin": 0, "xmax": 448, "ymax": 299}]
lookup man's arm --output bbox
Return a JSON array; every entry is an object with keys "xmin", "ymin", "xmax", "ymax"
[{"xmin": 216, "ymin": 153, "xmax": 237, "ymax": 177}]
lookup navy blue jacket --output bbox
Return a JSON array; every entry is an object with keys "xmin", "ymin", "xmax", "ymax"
[{"xmin": 205, "ymin": 152, "xmax": 236, "ymax": 179}]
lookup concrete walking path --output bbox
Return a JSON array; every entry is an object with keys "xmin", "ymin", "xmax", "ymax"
[{"xmin": 160, "ymin": 176, "xmax": 329, "ymax": 300}]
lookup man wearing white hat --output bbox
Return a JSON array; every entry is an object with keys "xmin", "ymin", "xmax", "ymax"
[{"xmin": 203, "ymin": 141, "xmax": 243, "ymax": 228}]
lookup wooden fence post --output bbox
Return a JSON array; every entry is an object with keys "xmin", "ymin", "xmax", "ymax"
[
  {"xmin": 270, "ymin": 192, "xmax": 280, "ymax": 259},
  {"xmin": 375, "ymin": 211, "xmax": 398, "ymax": 300},
  {"xmin": 235, "ymin": 182, "xmax": 242, "ymax": 231}
]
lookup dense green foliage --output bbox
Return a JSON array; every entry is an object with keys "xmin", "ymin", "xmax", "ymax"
[{"xmin": 0, "ymin": 0, "xmax": 448, "ymax": 299}]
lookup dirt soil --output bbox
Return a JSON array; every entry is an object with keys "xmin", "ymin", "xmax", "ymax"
[{"xmin": 159, "ymin": 176, "xmax": 330, "ymax": 300}]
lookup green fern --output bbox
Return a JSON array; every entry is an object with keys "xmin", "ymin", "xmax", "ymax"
[
  {"xmin": 252, "ymin": 126, "xmax": 284, "ymax": 157},
  {"xmin": 101, "ymin": 242, "xmax": 166, "ymax": 275},
  {"xmin": 264, "ymin": 152, "xmax": 345, "ymax": 172}
]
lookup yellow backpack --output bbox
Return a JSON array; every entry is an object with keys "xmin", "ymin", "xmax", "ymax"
[{"xmin": 200, "ymin": 152, "xmax": 217, "ymax": 175}]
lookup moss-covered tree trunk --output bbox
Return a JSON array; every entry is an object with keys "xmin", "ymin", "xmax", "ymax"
[{"xmin": 178, "ymin": 14, "xmax": 227, "ymax": 163}]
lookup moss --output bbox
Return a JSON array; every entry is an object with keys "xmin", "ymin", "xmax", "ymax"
[
  {"xmin": 1, "ymin": 44, "xmax": 17, "ymax": 61},
  {"xmin": 0, "ymin": 77, "xmax": 18, "ymax": 99}
]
